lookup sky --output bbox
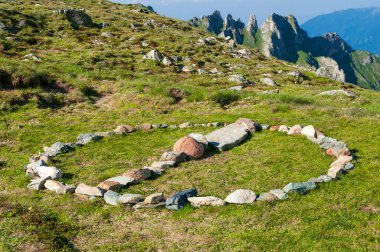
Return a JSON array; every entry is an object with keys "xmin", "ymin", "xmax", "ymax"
[{"xmin": 112, "ymin": 0, "xmax": 380, "ymax": 25}]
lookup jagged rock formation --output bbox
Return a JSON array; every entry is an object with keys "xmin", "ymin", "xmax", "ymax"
[
  {"xmin": 259, "ymin": 14, "xmax": 308, "ymax": 62},
  {"xmin": 315, "ymin": 57, "xmax": 346, "ymax": 82},
  {"xmin": 189, "ymin": 11, "xmax": 379, "ymax": 89}
]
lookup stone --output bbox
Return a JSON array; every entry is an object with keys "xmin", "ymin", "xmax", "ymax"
[
  {"xmin": 160, "ymin": 151, "xmax": 188, "ymax": 164},
  {"xmin": 105, "ymin": 176, "xmax": 134, "ymax": 186},
  {"xmin": 119, "ymin": 193, "xmax": 143, "ymax": 204},
  {"xmin": 343, "ymin": 162, "xmax": 354, "ymax": 171},
  {"xmin": 150, "ymin": 161, "xmax": 176, "ymax": 170},
  {"xmin": 138, "ymin": 123, "xmax": 152, "ymax": 131},
  {"xmin": 27, "ymin": 176, "xmax": 51, "ymax": 190},
  {"xmin": 95, "ymin": 131, "xmax": 115, "ymax": 137},
  {"xmin": 179, "ymin": 122, "xmax": 192, "ymax": 128},
  {"xmin": 283, "ymin": 182, "xmax": 317, "ymax": 194},
  {"xmin": 261, "ymin": 124, "xmax": 270, "ymax": 130},
  {"xmin": 235, "ymin": 118, "xmax": 259, "ymax": 133},
  {"xmin": 143, "ymin": 49, "xmax": 164, "ymax": 62},
  {"xmin": 315, "ymin": 57, "xmax": 346, "ymax": 82},
  {"xmin": 269, "ymin": 126, "xmax": 280, "ymax": 131},
  {"xmin": 225, "ymin": 189, "xmax": 256, "ymax": 204},
  {"xmin": 230, "ymin": 86, "xmax": 243, "ymax": 91},
  {"xmin": 205, "ymin": 123, "xmax": 249, "ymax": 151},
  {"xmin": 123, "ymin": 168, "xmax": 151, "ymax": 183},
  {"xmin": 50, "ymin": 142, "xmax": 70, "ymax": 154},
  {"xmin": 75, "ymin": 183, "xmax": 104, "ymax": 197},
  {"xmin": 308, "ymin": 175, "xmax": 333, "ymax": 183},
  {"xmin": 101, "ymin": 32, "xmax": 114, "ymax": 38},
  {"xmin": 57, "ymin": 184, "xmax": 77, "ymax": 194},
  {"xmin": 173, "ymin": 136, "xmax": 204, "ymax": 160},
  {"xmin": 76, "ymin": 134, "xmax": 103, "ymax": 145},
  {"xmin": 44, "ymin": 180, "xmax": 66, "ymax": 193},
  {"xmin": 97, "ymin": 181, "xmax": 122, "ymax": 191},
  {"xmin": 317, "ymin": 89, "xmax": 358, "ymax": 97},
  {"xmin": 104, "ymin": 190, "xmax": 120, "ymax": 206},
  {"xmin": 326, "ymin": 144, "xmax": 350, "ymax": 158},
  {"xmin": 327, "ymin": 165, "xmax": 344, "ymax": 179},
  {"xmin": 114, "ymin": 125, "xmax": 135, "ymax": 135},
  {"xmin": 256, "ymin": 192, "xmax": 277, "ymax": 202},
  {"xmin": 261, "ymin": 78, "xmax": 277, "ymax": 86},
  {"xmin": 65, "ymin": 9, "xmax": 93, "ymax": 29},
  {"xmin": 26, "ymin": 160, "xmax": 47, "ymax": 177},
  {"xmin": 301, "ymin": 125, "xmax": 317, "ymax": 138},
  {"xmin": 269, "ymin": 189, "xmax": 289, "ymax": 200},
  {"xmin": 328, "ymin": 155, "xmax": 353, "ymax": 178},
  {"xmin": 169, "ymin": 125, "xmax": 178, "ymax": 129},
  {"xmin": 288, "ymin": 125, "xmax": 303, "ymax": 135},
  {"xmin": 36, "ymin": 166, "xmax": 62, "ymax": 180},
  {"xmin": 146, "ymin": 167, "xmax": 165, "ymax": 176},
  {"xmin": 228, "ymin": 74, "xmax": 247, "ymax": 84},
  {"xmin": 188, "ymin": 196, "xmax": 225, "ymax": 207},
  {"xmin": 144, "ymin": 193, "xmax": 165, "ymax": 204},
  {"xmin": 261, "ymin": 89, "xmax": 280, "ymax": 94},
  {"xmin": 166, "ymin": 188, "xmax": 197, "ymax": 210},
  {"xmin": 211, "ymin": 122, "xmax": 223, "ymax": 127},
  {"xmin": 188, "ymin": 133, "xmax": 208, "ymax": 147},
  {"xmin": 278, "ymin": 125, "xmax": 289, "ymax": 133},
  {"xmin": 162, "ymin": 57, "xmax": 172, "ymax": 66}
]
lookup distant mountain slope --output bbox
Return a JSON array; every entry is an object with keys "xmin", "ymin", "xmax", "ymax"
[{"xmin": 302, "ymin": 7, "xmax": 380, "ymax": 55}]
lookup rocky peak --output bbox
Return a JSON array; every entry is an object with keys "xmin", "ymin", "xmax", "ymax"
[
  {"xmin": 201, "ymin": 10, "xmax": 224, "ymax": 35},
  {"xmin": 222, "ymin": 14, "xmax": 245, "ymax": 44},
  {"xmin": 247, "ymin": 15, "xmax": 258, "ymax": 36},
  {"xmin": 311, "ymin": 32, "xmax": 352, "ymax": 60}
]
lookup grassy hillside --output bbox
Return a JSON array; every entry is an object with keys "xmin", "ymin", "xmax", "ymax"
[{"xmin": 0, "ymin": 0, "xmax": 380, "ymax": 251}]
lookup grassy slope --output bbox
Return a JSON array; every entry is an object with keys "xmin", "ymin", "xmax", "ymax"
[
  {"xmin": 352, "ymin": 50, "xmax": 380, "ymax": 90},
  {"xmin": 0, "ymin": 0, "xmax": 380, "ymax": 251}
]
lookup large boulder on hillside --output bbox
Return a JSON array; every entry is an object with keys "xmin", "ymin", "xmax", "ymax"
[
  {"xmin": 65, "ymin": 9, "xmax": 93, "ymax": 29},
  {"xmin": 173, "ymin": 136, "xmax": 204, "ymax": 159},
  {"xmin": 205, "ymin": 123, "xmax": 249, "ymax": 151},
  {"xmin": 315, "ymin": 57, "xmax": 346, "ymax": 82}
]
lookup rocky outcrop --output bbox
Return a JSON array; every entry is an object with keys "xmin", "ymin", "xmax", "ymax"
[
  {"xmin": 316, "ymin": 57, "xmax": 346, "ymax": 82},
  {"xmin": 192, "ymin": 11, "xmax": 224, "ymax": 35},
  {"xmin": 222, "ymin": 14, "xmax": 245, "ymax": 44}
]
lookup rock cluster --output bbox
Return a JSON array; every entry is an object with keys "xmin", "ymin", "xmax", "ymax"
[{"xmin": 24, "ymin": 119, "xmax": 354, "ymax": 211}]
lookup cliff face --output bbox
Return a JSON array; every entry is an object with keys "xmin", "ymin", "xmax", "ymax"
[{"xmin": 259, "ymin": 14, "xmax": 309, "ymax": 62}]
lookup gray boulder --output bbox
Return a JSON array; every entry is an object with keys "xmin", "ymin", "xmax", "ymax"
[
  {"xmin": 269, "ymin": 189, "xmax": 288, "ymax": 200},
  {"xmin": 166, "ymin": 188, "xmax": 197, "ymax": 210},
  {"xmin": 75, "ymin": 183, "xmax": 104, "ymax": 197},
  {"xmin": 283, "ymin": 182, "xmax": 316, "ymax": 194},
  {"xmin": 104, "ymin": 190, "xmax": 120, "ymax": 206},
  {"xmin": 65, "ymin": 9, "xmax": 93, "ymax": 29},
  {"xmin": 119, "ymin": 193, "xmax": 143, "ymax": 204},
  {"xmin": 27, "ymin": 176, "xmax": 51, "ymax": 190}
]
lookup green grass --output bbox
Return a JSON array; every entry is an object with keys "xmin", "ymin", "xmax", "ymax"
[{"xmin": 0, "ymin": 0, "xmax": 379, "ymax": 251}]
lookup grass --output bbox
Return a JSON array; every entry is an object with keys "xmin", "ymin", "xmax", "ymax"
[{"xmin": 0, "ymin": 0, "xmax": 379, "ymax": 251}]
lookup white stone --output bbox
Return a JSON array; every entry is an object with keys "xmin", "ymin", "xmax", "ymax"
[
  {"xmin": 225, "ymin": 189, "xmax": 256, "ymax": 204},
  {"xmin": 36, "ymin": 166, "xmax": 62, "ymax": 179},
  {"xmin": 301, "ymin": 125, "xmax": 317, "ymax": 138}
]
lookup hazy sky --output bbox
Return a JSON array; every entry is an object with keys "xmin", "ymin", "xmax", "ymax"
[{"xmin": 113, "ymin": 0, "xmax": 380, "ymax": 25}]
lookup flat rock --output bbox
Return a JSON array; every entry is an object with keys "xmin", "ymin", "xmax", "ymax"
[
  {"xmin": 76, "ymin": 134, "xmax": 103, "ymax": 145},
  {"xmin": 308, "ymin": 175, "xmax": 333, "ymax": 183},
  {"xmin": 188, "ymin": 196, "xmax": 225, "ymax": 207},
  {"xmin": 343, "ymin": 162, "xmax": 354, "ymax": 171},
  {"xmin": 150, "ymin": 161, "xmax": 176, "ymax": 170},
  {"xmin": 144, "ymin": 193, "xmax": 165, "ymax": 204},
  {"xmin": 278, "ymin": 125, "xmax": 289, "ymax": 133},
  {"xmin": 104, "ymin": 190, "xmax": 120, "ymax": 206},
  {"xmin": 261, "ymin": 77, "xmax": 277, "ymax": 86},
  {"xmin": 166, "ymin": 188, "xmax": 197, "ymax": 210},
  {"xmin": 27, "ymin": 176, "xmax": 51, "ymax": 190},
  {"xmin": 97, "ymin": 181, "xmax": 122, "ymax": 191},
  {"xmin": 44, "ymin": 180, "xmax": 66, "ymax": 193},
  {"xmin": 205, "ymin": 123, "xmax": 249, "ymax": 151},
  {"xmin": 318, "ymin": 89, "xmax": 358, "ymax": 97},
  {"xmin": 123, "ymin": 168, "xmax": 151, "ymax": 183},
  {"xmin": 75, "ymin": 183, "xmax": 104, "ymax": 197},
  {"xmin": 283, "ymin": 182, "xmax": 316, "ymax": 194},
  {"xmin": 225, "ymin": 189, "xmax": 256, "ymax": 204},
  {"xmin": 143, "ymin": 49, "xmax": 164, "ymax": 62},
  {"xmin": 269, "ymin": 189, "xmax": 288, "ymax": 200},
  {"xmin": 119, "ymin": 193, "xmax": 143, "ymax": 204},
  {"xmin": 106, "ymin": 176, "xmax": 134, "ymax": 186}
]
